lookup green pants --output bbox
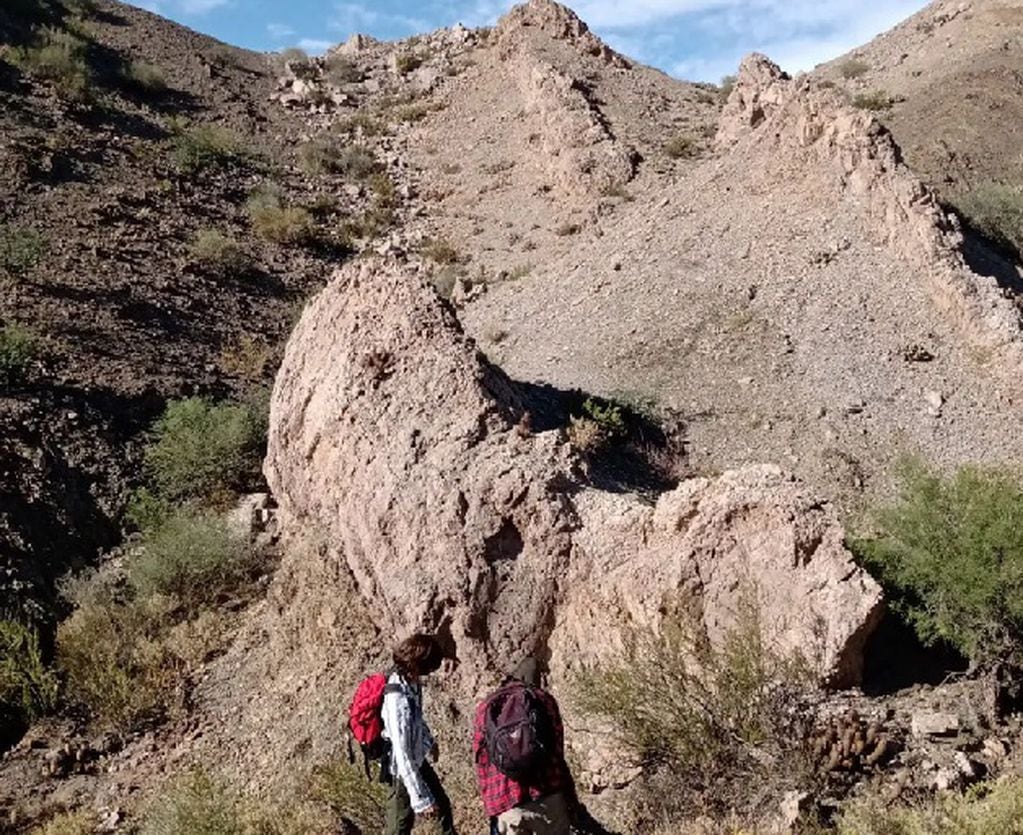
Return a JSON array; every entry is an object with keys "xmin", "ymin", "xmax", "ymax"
[{"xmin": 384, "ymin": 760, "xmax": 456, "ymax": 835}]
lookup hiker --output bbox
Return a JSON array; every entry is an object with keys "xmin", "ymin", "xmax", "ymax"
[
  {"xmin": 474, "ymin": 658, "xmax": 575, "ymax": 835},
  {"xmin": 381, "ymin": 633, "xmax": 457, "ymax": 835}
]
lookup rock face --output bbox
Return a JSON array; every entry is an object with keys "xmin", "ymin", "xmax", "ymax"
[{"xmin": 265, "ymin": 258, "xmax": 882, "ymax": 697}]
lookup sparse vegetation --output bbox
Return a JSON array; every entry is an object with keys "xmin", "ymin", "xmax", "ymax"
[
  {"xmin": 837, "ymin": 778, "xmax": 1023, "ymax": 834},
  {"xmin": 10, "ymin": 26, "xmax": 92, "ymax": 101},
  {"xmin": 852, "ymin": 460, "xmax": 1023, "ymax": 670},
  {"xmin": 567, "ymin": 397, "xmax": 626, "ymax": 453},
  {"xmin": 189, "ymin": 230, "xmax": 250, "ymax": 275},
  {"xmin": 246, "ymin": 185, "xmax": 315, "ymax": 245},
  {"xmin": 311, "ymin": 758, "xmax": 387, "ymax": 832},
  {"xmin": 30, "ymin": 810, "xmax": 98, "ymax": 835},
  {"xmin": 953, "ymin": 182, "xmax": 1023, "ymax": 255},
  {"xmin": 852, "ymin": 89, "xmax": 892, "ymax": 111},
  {"xmin": 838, "ymin": 58, "xmax": 870, "ymax": 79},
  {"xmin": 506, "ymin": 264, "xmax": 532, "ymax": 281},
  {"xmin": 0, "ymin": 621, "xmax": 58, "ymax": 733},
  {"xmin": 335, "ymin": 112, "xmax": 385, "ymax": 137},
  {"xmin": 128, "ymin": 511, "xmax": 248, "ymax": 609},
  {"xmin": 124, "ymin": 60, "xmax": 167, "ymax": 92},
  {"xmin": 279, "ymin": 47, "xmax": 308, "ymax": 65},
  {"xmin": 665, "ymin": 134, "xmax": 701, "ymax": 159},
  {"xmin": 336, "ymin": 145, "xmax": 378, "ymax": 180},
  {"xmin": 420, "ymin": 237, "xmax": 460, "ymax": 265},
  {"xmin": 0, "ymin": 224, "xmax": 47, "ymax": 278},
  {"xmin": 220, "ymin": 334, "xmax": 273, "ymax": 381},
  {"xmin": 394, "ymin": 52, "xmax": 422, "ymax": 75},
  {"xmin": 297, "ymin": 137, "xmax": 341, "ymax": 175},
  {"xmin": 143, "ymin": 396, "xmax": 265, "ymax": 505},
  {"xmin": 0, "ymin": 324, "xmax": 39, "ymax": 386},
  {"xmin": 573, "ymin": 598, "xmax": 810, "ymax": 820},
  {"xmin": 169, "ymin": 122, "xmax": 247, "ymax": 174},
  {"xmin": 719, "ymin": 74, "xmax": 737, "ymax": 99},
  {"xmin": 324, "ymin": 54, "xmax": 363, "ymax": 85}
]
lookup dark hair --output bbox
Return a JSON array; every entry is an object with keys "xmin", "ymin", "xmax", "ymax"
[{"xmin": 393, "ymin": 633, "xmax": 443, "ymax": 678}]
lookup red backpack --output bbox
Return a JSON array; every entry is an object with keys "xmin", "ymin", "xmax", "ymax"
[{"xmin": 346, "ymin": 673, "xmax": 401, "ymax": 777}]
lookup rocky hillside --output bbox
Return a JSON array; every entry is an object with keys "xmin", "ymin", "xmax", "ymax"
[{"xmin": 4, "ymin": 0, "xmax": 1023, "ymax": 832}]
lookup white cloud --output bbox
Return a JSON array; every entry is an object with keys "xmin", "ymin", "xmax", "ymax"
[
  {"xmin": 328, "ymin": 2, "xmax": 431, "ymax": 35},
  {"xmin": 297, "ymin": 38, "xmax": 336, "ymax": 54},
  {"xmin": 177, "ymin": 0, "xmax": 230, "ymax": 14},
  {"xmin": 267, "ymin": 22, "xmax": 297, "ymax": 39}
]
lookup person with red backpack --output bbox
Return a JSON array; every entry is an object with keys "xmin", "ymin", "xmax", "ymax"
[
  {"xmin": 378, "ymin": 633, "xmax": 457, "ymax": 835},
  {"xmin": 474, "ymin": 658, "xmax": 574, "ymax": 834}
]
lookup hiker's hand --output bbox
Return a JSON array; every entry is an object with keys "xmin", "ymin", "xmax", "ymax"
[
  {"xmin": 419, "ymin": 805, "xmax": 439, "ymax": 819},
  {"xmin": 430, "ymin": 741, "xmax": 440, "ymax": 762}
]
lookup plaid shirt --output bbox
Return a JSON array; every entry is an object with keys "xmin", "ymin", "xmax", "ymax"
[{"xmin": 473, "ymin": 685, "xmax": 569, "ymax": 818}]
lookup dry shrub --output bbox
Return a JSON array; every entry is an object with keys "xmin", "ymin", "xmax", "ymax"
[
  {"xmin": 336, "ymin": 145, "xmax": 378, "ymax": 180},
  {"xmin": 124, "ymin": 60, "xmax": 167, "ymax": 92},
  {"xmin": 719, "ymin": 74, "xmax": 737, "ymax": 99},
  {"xmin": 665, "ymin": 134, "xmax": 701, "ymax": 159},
  {"xmin": 297, "ymin": 137, "xmax": 341, "ymax": 175},
  {"xmin": 324, "ymin": 54, "xmax": 363, "ymax": 85},
  {"xmin": 573, "ymin": 598, "xmax": 813, "ymax": 825},
  {"xmin": 0, "ymin": 324, "xmax": 39, "ymax": 386},
  {"xmin": 0, "ymin": 224, "xmax": 47, "ymax": 279},
  {"xmin": 310, "ymin": 758, "xmax": 387, "ymax": 832},
  {"xmin": 246, "ymin": 185, "xmax": 315, "ymax": 245},
  {"xmin": 220, "ymin": 334, "xmax": 273, "ymax": 381},
  {"xmin": 394, "ymin": 52, "xmax": 422, "ymax": 75},
  {"xmin": 190, "ymin": 230, "xmax": 250, "ymax": 275},
  {"xmin": 420, "ymin": 238, "xmax": 459, "ymax": 265},
  {"xmin": 1, "ymin": 621, "xmax": 58, "ymax": 736},
  {"xmin": 10, "ymin": 26, "xmax": 91, "ymax": 101},
  {"xmin": 838, "ymin": 59, "xmax": 870, "ymax": 79},
  {"xmin": 170, "ymin": 122, "xmax": 247, "ymax": 174},
  {"xmin": 30, "ymin": 809, "xmax": 98, "ymax": 835},
  {"xmin": 838, "ymin": 778, "xmax": 1023, "ymax": 834},
  {"xmin": 852, "ymin": 90, "xmax": 892, "ymax": 111},
  {"xmin": 555, "ymin": 222, "xmax": 580, "ymax": 237},
  {"xmin": 953, "ymin": 182, "xmax": 1023, "ymax": 256}
]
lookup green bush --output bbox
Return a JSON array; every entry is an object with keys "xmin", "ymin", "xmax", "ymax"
[
  {"xmin": 853, "ymin": 460, "xmax": 1023, "ymax": 668},
  {"xmin": 567, "ymin": 397, "xmax": 628, "ymax": 453},
  {"xmin": 189, "ymin": 230, "xmax": 250, "ymax": 275},
  {"xmin": 124, "ymin": 60, "xmax": 167, "ymax": 92},
  {"xmin": 573, "ymin": 599, "xmax": 809, "ymax": 775},
  {"xmin": 838, "ymin": 778, "xmax": 1023, "ymax": 834},
  {"xmin": 852, "ymin": 90, "xmax": 892, "ymax": 111},
  {"xmin": 0, "ymin": 621, "xmax": 58, "ymax": 731},
  {"xmin": 128, "ymin": 511, "xmax": 248, "ymax": 609},
  {"xmin": 665, "ymin": 134, "xmax": 700, "ymax": 159},
  {"xmin": 10, "ymin": 26, "xmax": 91, "ymax": 101},
  {"xmin": 169, "ymin": 123, "xmax": 246, "ymax": 175},
  {"xmin": 143, "ymin": 396, "xmax": 264, "ymax": 505},
  {"xmin": 953, "ymin": 182, "xmax": 1023, "ymax": 255},
  {"xmin": 0, "ymin": 224, "xmax": 46, "ymax": 278},
  {"xmin": 0, "ymin": 324, "xmax": 39, "ymax": 386},
  {"xmin": 311, "ymin": 757, "xmax": 387, "ymax": 831},
  {"xmin": 838, "ymin": 58, "xmax": 870, "ymax": 79}
]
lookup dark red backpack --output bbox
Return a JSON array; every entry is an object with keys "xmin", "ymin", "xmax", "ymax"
[
  {"xmin": 482, "ymin": 683, "xmax": 555, "ymax": 782},
  {"xmin": 347, "ymin": 673, "xmax": 400, "ymax": 777}
]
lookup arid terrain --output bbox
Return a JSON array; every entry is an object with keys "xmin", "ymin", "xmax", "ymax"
[{"xmin": 3, "ymin": 0, "xmax": 1023, "ymax": 832}]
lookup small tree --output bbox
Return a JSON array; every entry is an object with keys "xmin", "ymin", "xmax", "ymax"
[{"xmin": 853, "ymin": 460, "xmax": 1023, "ymax": 670}]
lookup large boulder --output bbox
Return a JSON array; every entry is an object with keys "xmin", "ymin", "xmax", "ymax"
[{"xmin": 265, "ymin": 258, "xmax": 883, "ymax": 697}]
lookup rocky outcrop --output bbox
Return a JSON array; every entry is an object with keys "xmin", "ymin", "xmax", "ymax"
[
  {"xmin": 496, "ymin": 0, "xmax": 629, "ymax": 69},
  {"xmin": 717, "ymin": 53, "xmax": 1023, "ymax": 368},
  {"xmin": 265, "ymin": 258, "xmax": 882, "ymax": 697}
]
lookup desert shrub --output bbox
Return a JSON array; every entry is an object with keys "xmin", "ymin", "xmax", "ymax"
[
  {"xmin": 220, "ymin": 334, "xmax": 272, "ymax": 381},
  {"xmin": 573, "ymin": 599, "xmax": 810, "ymax": 789},
  {"xmin": 297, "ymin": 137, "xmax": 341, "ymax": 175},
  {"xmin": 143, "ymin": 396, "xmax": 264, "ymax": 504},
  {"xmin": 838, "ymin": 58, "xmax": 870, "ymax": 79},
  {"xmin": 369, "ymin": 172, "xmax": 398, "ymax": 208},
  {"xmin": 953, "ymin": 182, "xmax": 1023, "ymax": 255},
  {"xmin": 324, "ymin": 54, "xmax": 362, "ymax": 85},
  {"xmin": 57, "ymin": 582, "xmax": 180, "ymax": 729},
  {"xmin": 128, "ymin": 511, "xmax": 248, "ymax": 608},
  {"xmin": 394, "ymin": 52, "xmax": 422, "ymax": 75},
  {"xmin": 169, "ymin": 123, "xmax": 246, "ymax": 175},
  {"xmin": 852, "ymin": 90, "xmax": 891, "ymax": 111},
  {"xmin": 0, "ymin": 324, "xmax": 38, "ymax": 385},
  {"xmin": 852, "ymin": 460, "xmax": 1023, "ymax": 669},
  {"xmin": 341, "ymin": 205, "xmax": 395, "ymax": 242},
  {"xmin": 123, "ymin": 60, "xmax": 167, "ymax": 92},
  {"xmin": 0, "ymin": 621, "xmax": 58, "ymax": 732},
  {"xmin": 0, "ymin": 224, "xmax": 46, "ymax": 278},
  {"xmin": 838, "ymin": 778, "xmax": 1023, "ymax": 834},
  {"xmin": 311, "ymin": 757, "xmax": 387, "ymax": 831},
  {"xmin": 719, "ymin": 74, "xmax": 737, "ymax": 99},
  {"xmin": 335, "ymin": 111, "xmax": 385, "ymax": 137},
  {"xmin": 139, "ymin": 769, "xmax": 325, "ymax": 835},
  {"xmin": 336, "ymin": 145, "xmax": 378, "ymax": 180},
  {"xmin": 245, "ymin": 186, "xmax": 314, "ymax": 245},
  {"xmin": 10, "ymin": 26, "xmax": 91, "ymax": 101},
  {"xmin": 390, "ymin": 101, "xmax": 442, "ymax": 123},
  {"xmin": 420, "ymin": 237, "xmax": 459, "ymax": 265},
  {"xmin": 665, "ymin": 134, "xmax": 700, "ymax": 159},
  {"xmin": 31, "ymin": 809, "xmax": 98, "ymax": 835},
  {"xmin": 189, "ymin": 230, "xmax": 249, "ymax": 275},
  {"xmin": 567, "ymin": 397, "xmax": 627, "ymax": 453}
]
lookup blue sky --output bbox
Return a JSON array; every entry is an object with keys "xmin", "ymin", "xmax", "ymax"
[{"xmin": 128, "ymin": 0, "xmax": 931, "ymax": 83}]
